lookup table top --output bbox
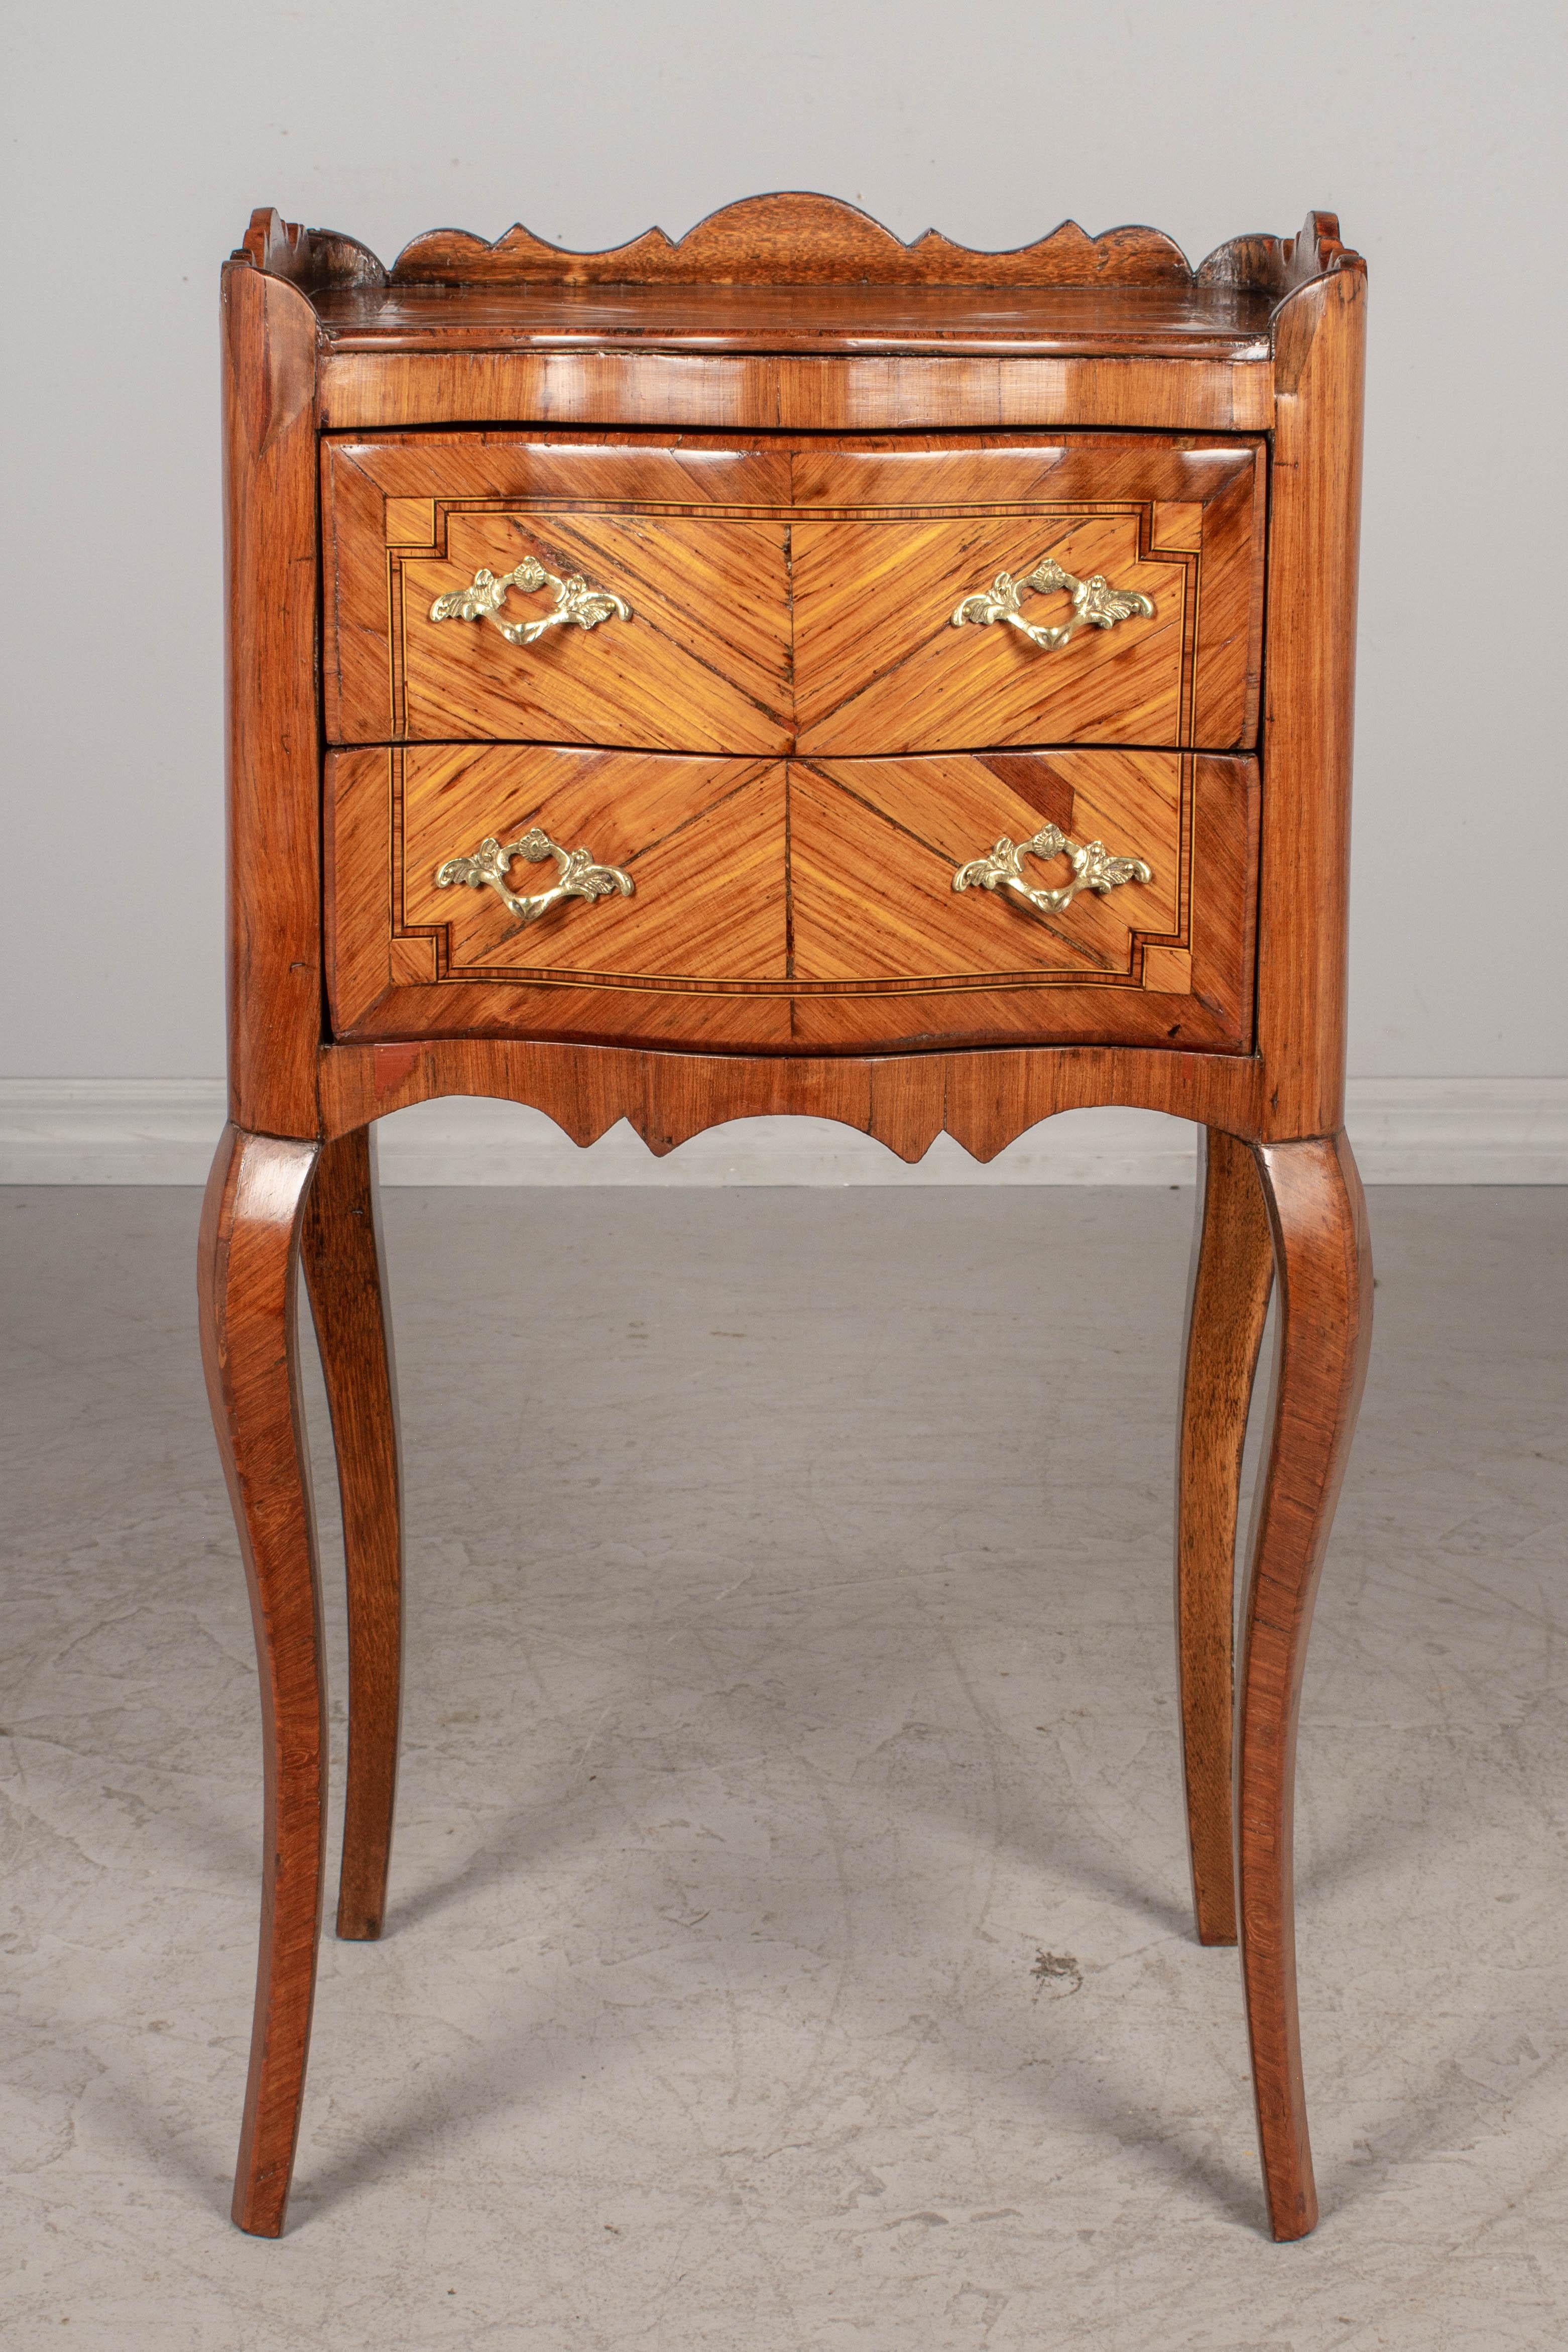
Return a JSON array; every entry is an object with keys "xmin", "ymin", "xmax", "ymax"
[{"xmin": 309, "ymin": 280, "xmax": 1276, "ymax": 362}]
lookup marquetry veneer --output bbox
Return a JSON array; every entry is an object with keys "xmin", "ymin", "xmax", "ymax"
[{"xmin": 204, "ymin": 194, "xmax": 1371, "ymax": 2244}]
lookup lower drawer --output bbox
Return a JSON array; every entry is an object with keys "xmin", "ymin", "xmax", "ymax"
[{"xmin": 325, "ymin": 744, "xmax": 1256, "ymax": 1052}]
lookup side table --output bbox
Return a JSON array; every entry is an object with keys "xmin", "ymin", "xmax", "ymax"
[{"xmin": 201, "ymin": 194, "xmax": 1371, "ymax": 2239}]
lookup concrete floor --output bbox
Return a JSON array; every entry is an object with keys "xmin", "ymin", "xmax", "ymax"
[{"xmin": 1, "ymin": 1180, "xmax": 1564, "ymax": 2352}]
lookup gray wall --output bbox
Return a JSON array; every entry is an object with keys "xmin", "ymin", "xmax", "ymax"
[{"xmin": 4, "ymin": 2, "xmax": 1563, "ymax": 1083}]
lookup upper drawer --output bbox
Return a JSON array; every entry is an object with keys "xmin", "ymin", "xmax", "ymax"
[
  {"xmin": 321, "ymin": 431, "xmax": 1263, "ymax": 754},
  {"xmin": 322, "ymin": 436, "xmax": 795, "ymax": 753}
]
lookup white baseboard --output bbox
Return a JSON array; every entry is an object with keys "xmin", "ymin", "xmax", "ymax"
[{"xmin": 0, "ymin": 1075, "xmax": 1563, "ymax": 1186}]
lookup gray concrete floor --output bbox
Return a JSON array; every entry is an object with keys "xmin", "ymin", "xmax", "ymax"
[{"xmin": 1, "ymin": 1182, "xmax": 1565, "ymax": 2352}]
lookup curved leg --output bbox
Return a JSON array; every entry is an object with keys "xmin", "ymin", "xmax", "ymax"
[
  {"xmin": 1239, "ymin": 1133, "xmax": 1372, "ymax": 2241},
  {"xmin": 199, "ymin": 1123, "xmax": 324, "ymax": 2239},
  {"xmin": 1176, "ymin": 1129, "xmax": 1274, "ymax": 1945},
  {"xmin": 302, "ymin": 1125, "xmax": 403, "ymax": 1942}
]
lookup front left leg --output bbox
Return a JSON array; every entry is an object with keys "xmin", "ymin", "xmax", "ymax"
[
  {"xmin": 1238, "ymin": 1131, "xmax": 1372, "ymax": 2241},
  {"xmin": 199, "ymin": 1123, "xmax": 325, "ymax": 2239}
]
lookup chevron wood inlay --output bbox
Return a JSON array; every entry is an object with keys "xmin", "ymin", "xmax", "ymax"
[
  {"xmin": 325, "ymin": 738, "xmax": 1252, "ymax": 1050},
  {"xmin": 785, "ymin": 750, "xmax": 1254, "ymax": 1050},
  {"xmin": 322, "ymin": 430, "xmax": 1263, "ymax": 755},
  {"xmin": 402, "ymin": 513, "xmax": 790, "ymax": 752},
  {"xmin": 793, "ymin": 514, "xmax": 1183, "ymax": 750},
  {"xmin": 319, "ymin": 429, "xmax": 1264, "ymax": 1048},
  {"xmin": 404, "ymin": 744, "xmax": 788, "ymax": 979},
  {"xmin": 326, "ymin": 745, "xmax": 790, "ymax": 1038},
  {"xmin": 790, "ymin": 752, "xmax": 1182, "ymax": 985}
]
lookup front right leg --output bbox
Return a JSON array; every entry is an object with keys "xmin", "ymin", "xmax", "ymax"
[
  {"xmin": 302, "ymin": 1125, "xmax": 403, "ymax": 1944},
  {"xmin": 1237, "ymin": 1132, "xmax": 1373, "ymax": 2240},
  {"xmin": 199, "ymin": 1123, "xmax": 325, "ymax": 2238}
]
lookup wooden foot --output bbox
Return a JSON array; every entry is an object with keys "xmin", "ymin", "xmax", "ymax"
[
  {"xmin": 1238, "ymin": 1133, "xmax": 1372, "ymax": 2241},
  {"xmin": 199, "ymin": 1123, "xmax": 325, "ymax": 2239},
  {"xmin": 302, "ymin": 1126, "xmax": 404, "ymax": 1943},
  {"xmin": 1176, "ymin": 1128, "xmax": 1274, "ymax": 1945}
]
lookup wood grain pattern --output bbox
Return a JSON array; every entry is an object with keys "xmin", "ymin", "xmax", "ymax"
[
  {"xmin": 318, "ymin": 1037, "xmax": 1266, "ymax": 1160},
  {"xmin": 323, "ymin": 747, "xmax": 396, "ymax": 1034},
  {"xmin": 1176, "ymin": 1129, "xmax": 1274, "ymax": 1947},
  {"xmin": 1199, "ymin": 211, "xmax": 1361, "ymax": 302},
  {"xmin": 1254, "ymin": 261, "xmax": 1367, "ymax": 1137},
  {"xmin": 388, "ymin": 194, "xmax": 1200, "ymax": 288},
  {"xmin": 788, "ymin": 437, "xmax": 1253, "ymax": 506},
  {"xmin": 222, "ymin": 259, "xmax": 322, "ymax": 1135},
  {"xmin": 1238, "ymin": 1131, "xmax": 1373, "ymax": 2239},
  {"xmin": 324, "ymin": 435, "xmax": 792, "ymax": 748},
  {"xmin": 328, "ymin": 977, "xmax": 797, "ymax": 1052},
  {"xmin": 326, "ymin": 746, "xmax": 790, "ymax": 1036},
  {"xmin": 247, "ymin": 195, "xmax": 1360, "ymax": 304},
  {"xmin": 323, "ymin": 431, "xmax": 1261, "ymax": 755},
  {"xmin": 317, "ymin": 352, "xmax": 1274, "ymax": 436},
  {"xmin": 798, "ymin": 513, "xmax": 1181, "ymax": 751},
  {"xmin": 199, "ymin": 1125, "xmax": 324, "ymax": 2239},
  {"xmin": 301, "ymin": 1126, "xmax": 403, "ymax": 1943},
  {"xmin": 786, "ymin": 747, "xmax": 1254, "ymax": 1049},
  {"xmin": 407, "ymin": 515, "xmax": 790, "ymax": 752},
  {"xmin": 791, "ymin": 753, "xmax": 1182, "ymax": 981},
  {"xmin": 332, "ymin": 432, "xmax": 796, "ymax": 503},
  {"xmin": 312, "ymin": 279, "xmax": 1275, "ymax": 357},
  {"xmin": 240, "ymin": 204, "xmax": 386, "ymax": 291},
  {"xmin": 791, "ymin": 436, "xmax": 1262, "ymax": 751},
  {"xmin": 402, "ymin": 748, "xmax": 788, "ymax": 981},
  {"xmin": 324, "ymin": 436, "xmax": 795, "ymax": 752},
  {"xmin": 324, "ymin": 746, "xmax": 1255, "ymax": 1054}
]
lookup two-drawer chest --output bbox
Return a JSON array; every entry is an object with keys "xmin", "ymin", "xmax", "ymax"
[{"xmin": 201, "ymin": 194, "xmax": 1371, "ymax": 2241}]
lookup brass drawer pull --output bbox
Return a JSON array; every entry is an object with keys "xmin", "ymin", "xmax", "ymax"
[
  {"xmin": 429, "ymin": 556, "xmax": 633, "ymax": 648},
  {"xmin": 435, "ymin": 827, "xmax": 634, "ymax": 927},
  {"xmin": 953, "ymin": 824, "xmax": 1152, "ymax": 918},
  {"xmin": 951, "ymin": 557, "xmax": 1153, "ymax": 652}
]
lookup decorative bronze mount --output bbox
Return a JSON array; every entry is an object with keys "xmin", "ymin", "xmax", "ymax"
[
  {"xmin": 429, "ymin": 557, "xmax": 633, "ymax": 649},
  {"xmin": 953, "ymin": 825, "xmax": 1154, "ymax": 918},
  {"xmin": 951, "ymin": 558, "xmax": 1154, "ymax": 652},
  {"xmin": 434, "ymin": 829, "xmax": 634, "ymax": 928}
]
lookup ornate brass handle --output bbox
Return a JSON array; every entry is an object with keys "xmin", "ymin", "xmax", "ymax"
[
  {"xmin": 950, "ymin": 557, "xmax": 1153, "ymax": 652},
  {"xmin": 434, "ymin": 828, "xmax": 634, "ymax": 927},
  {"xmin": 953, "ymin": 825, "xmax": 1152, "ymax": 918},
  {"xmin": 429, "ymin": 556, "xmax": 633, "ymax": 648}
]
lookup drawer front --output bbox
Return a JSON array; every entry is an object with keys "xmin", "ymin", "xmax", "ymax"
[
  {"xmin": 327, "ymin": 746, "xmax": 792, "ymax": 1045},
  {"xmin": 791, "ymin": 440, "xmax": 1263, "ymax": 753},
  {"xmin": 792, "ymin": 750, "xmax": 1180, "ymax": 980},
  {"xmin": 323, "ymin": 431, "xmax": 1263, "ymax": 756},
  {"xmin": 787, "ymin": 750, "xmax": 1255, "ymax": 1048},
  {"xmin": 323, "ymin": 437, "xmax": 795, "ymax": 753},
  {"xmin": 327, "ymin": 744, "xmax": 1255, "ymax": 1054}
]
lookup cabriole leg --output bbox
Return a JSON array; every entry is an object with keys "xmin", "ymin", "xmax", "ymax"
[
  {"xmin": 1176, "ymin": 1128, "xmax": 1274, "ymax": 1945},
  {"xmin": 302, "ymin": 1125, "xmax": 404, "ymax": 1942},
  {"xmin": 199, "ymin": 1123, "xmax": 325, "ymax": 2239},
  {"xmin": 1238, "ymin": 1132, "xmax": 1372, "ymax": 2241}
]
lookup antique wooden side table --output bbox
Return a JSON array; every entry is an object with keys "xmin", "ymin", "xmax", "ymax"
[{"xmin": 201, "ymin": 195, "xmax": 1370, "ymax": 2241}]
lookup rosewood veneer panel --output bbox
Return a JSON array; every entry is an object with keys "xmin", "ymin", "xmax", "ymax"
[
  {"xmin": 327, "ymin": 745, "xmax": 789, "ymax": 1038},
  {"xmin": 324, "ymin": 438, "xmax": 793, "ymax": 751},
  {"xmin": 788, "ymin": 751, "xmax": 1254, "ymax": 1051},
  {"xmin": 324, "ymin": 429, "xmax": 1262, "ymax": 755}
]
